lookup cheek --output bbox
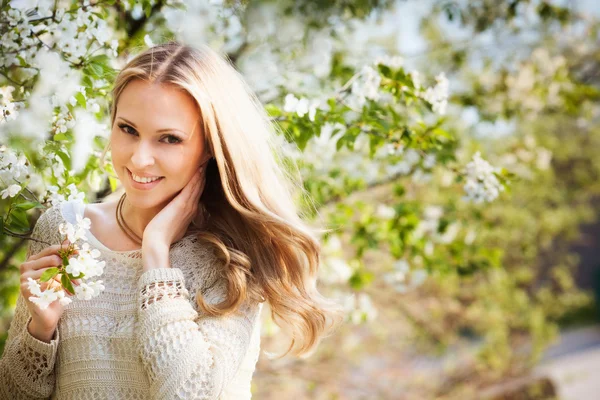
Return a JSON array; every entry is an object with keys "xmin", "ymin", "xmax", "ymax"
[
  {"xmin": 109, "ymin": 133, "xmax": 131, "ymax": 171},
  {"xmin": 109, "ymin": 134, "xmax": 123, "ymax": 160}
]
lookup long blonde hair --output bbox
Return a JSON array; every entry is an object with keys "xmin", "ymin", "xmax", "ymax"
[{"xmin": 108, "ymin": 42, "xmax": 343, "ymax": 357}]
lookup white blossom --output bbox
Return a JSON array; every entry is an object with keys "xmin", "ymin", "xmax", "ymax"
[
  {"xmin": 423, "ymin": 154, "xmax": 437, "ymax": 169},
  {"xmin": 343, "ymin": 292, "xmax": 378, "ymax": 324},
  {"xmin": 536, "ymin": 148, "xmax": 553, "ymax": 170},
  {"xmin": 69, "ymin": 242, "xmax": 105, "ymax": 279},
  {"xmin": 348, "ymin": 66, "xmax": 381, "ymax": 109},
  {"xmin": 58, "ymin": 213, "xmax": 90, "ymax": 243},
  {"xmin": 413, "ymin": 205, "xmax": 443, "ymax": 239},
  {"xmin": 74, "ymin": 282, "xmax": 95, "ymax": 300},
  {"xmin": 421, "ymin": 72, "xmax": 449, "ymax": 115},
  {"xmin": 283, "ymin": 94, "xmax": 320, "ymax": 121},
  {"xmin": 383, "ymin": 260, "xmax": 428, "ymax": 293},
  {"xmin": 0, "ymin": 149, "xmax": 30, "ymax": 183},
  {"xmin": 74, "ymin": 280, "xmax": 104, "ymax": 300},
  {"xmin": 283, "ymin": 93, "xmax": 299, "ymax": 113},
  {"xmin": 295, "ymin": 97, "xmax": 309, "ymax": 117},
  {"xmin": 56, "ymin": 289, "xmax": 73, "ymax": 306},
  {"xmin": 1, "ymin": 184, "xmax": 21, "ymax": 198},
  {"xmin": 374, "ymin": 55, "xmax": 404, "ymax": 69},
  {"xmin": 320, "ymin": 257, "xmax": 353, "ymax": 284},
  {"xmin": 387, "ymin": 148, "xmax": 420, "ymax": 176},
  {"xmin": 29, "ymin": 288, "xmax": 59, "ymax": 310},
  {"xmin": 375, "ymin": 204, "xmax": 396, "ymax": 220},
  {"xmin": 66, "ymin": 183, "xmax": 86, "ymax": 203},
  {"xmin": 412, "ymin": 168, "xmax": 433, "ymax": 184},
  {"xmin": 27, "ymin": 276, "xmax": 71, "ymax": 310},
  {"xmin": 463, "ymin": 152, "xmax": 505, "ymax": 203},
  {"xmin": 26, "ymin": 277, "xmax": 43, "ymax": 297},
  {"xmin": 1, "ymin": 86, "xmax": 20, "ymax": 123}
]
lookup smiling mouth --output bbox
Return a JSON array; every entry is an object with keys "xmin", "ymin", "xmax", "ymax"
[{"xmin": 127, "ymin": 169, "xmax": 165, "ymax": 184}]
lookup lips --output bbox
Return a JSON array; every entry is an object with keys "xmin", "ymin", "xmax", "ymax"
[{"xmin": 127, "ymin": 168, "xmax": 164, "ymax": 190}]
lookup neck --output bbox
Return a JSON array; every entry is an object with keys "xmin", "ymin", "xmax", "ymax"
[{"xmin": 120, "ymin": 195, "xmax": 167, "ymax": 240}]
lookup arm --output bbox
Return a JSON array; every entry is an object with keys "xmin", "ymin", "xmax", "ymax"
[
  {"xmin": 0, "ymin": 296, "xmax": 60, "ymax": 399},
  {"xmin": 136, "ymin": 267, "xmax": 261, "ymax": 400},
  {"xmin": 0, "ymin": 207, "xmax": 62, "ymax": 399}
]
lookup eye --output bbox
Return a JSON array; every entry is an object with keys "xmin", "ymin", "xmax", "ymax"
[
  {"xmin": 118, "ymin": 123, "xmax": 137, "ymax": 136},
  {"xmin": 160, "ymin": 135, "xmax": 183, "ymax": 145}
]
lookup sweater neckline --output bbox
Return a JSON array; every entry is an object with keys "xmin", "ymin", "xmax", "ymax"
[
  {"xmin": 59, "ymin": 200, "xmax": 173, "ymax": 256},
  {"xmin": 59, "ymin": 200, "xmax": 198, "ymax": 256}
]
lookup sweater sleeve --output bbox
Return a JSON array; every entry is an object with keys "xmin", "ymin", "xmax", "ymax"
[
  {"xmin": 136, "ymin": 267, "xmax": 261, "ymax": 400},
  {"xmin": 0, "ymin": 206, "xmax": 62, "ymax": 399}
]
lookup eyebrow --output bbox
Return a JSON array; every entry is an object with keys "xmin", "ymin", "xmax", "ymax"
[{"xmin": 117, "ymin": 117, "xmax": 189, "ymax": 137}]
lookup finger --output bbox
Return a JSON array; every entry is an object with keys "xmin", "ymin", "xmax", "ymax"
[
  {"xmin": 25, "ymin": 267, "xmax": 62, "ymax": 286},
  {"xmin": 28, "ymin": 243, "xmax": 66, "ymax": 261},
  {"xmin": 181, "ymin": 172, "xmax": 202, "ymax": 203},
  {"xmin": 197, "ymin": 174, "xmax": 206, "ymax": 193},
  {"xmin": 40, "ymin": 276, "xmax": 62, "ymax": 292},
  {"xmin": 26, "ymin": 254, "xmax": 63, "ymax": 271},
  {"xmin": 187, "ymin": 178, "xmax": 203, "ymax": 203}
]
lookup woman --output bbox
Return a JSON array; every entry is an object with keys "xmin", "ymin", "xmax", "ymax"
[{"xmin": 0, "ymin": 42, "xmax": 342, "ymax": 399}]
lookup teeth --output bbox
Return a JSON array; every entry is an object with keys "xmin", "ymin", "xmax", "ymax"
[{"xmin": 131, "ymin": 171, "xmax": 162, "ymax": 183}]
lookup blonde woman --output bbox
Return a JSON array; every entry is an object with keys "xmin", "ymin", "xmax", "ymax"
[{"xmin": 0, "ymin": 42, "xmax": 342, "ymax": 399}]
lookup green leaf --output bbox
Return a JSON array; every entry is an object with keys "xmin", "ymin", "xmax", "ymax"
[
  {"xmin": 144, "ymin": 2, "xmax": 153, "ymax": 18},
  {"xmin": 75, "ymin": 92, "xmax": 87, "ymax": 109},
  {"xmin": 53, "ymin": 133, "xmax": 69, "ymax": 141},
  {"xmin": 15, "ymin": 201, "xmax": 44, "ymax": 211},
  {"xmin": 61, "ymin": 273, "xmax": 75, "ymax": 296},
  {"xmin": 40, "ymin": 267, "xmax": 60, "ymax": 283},
  {"xmin": 348, "ymin": 269, "xmax": 374, "ymax": 290},
  {"xmin": 89, "ymin": 54, "xmax": 111, "ymax": 65},
  {"xmin": 109, "ymin": 176, "xmax": 118, "ymax": 192},
  {"xmin": 9, "ymin": 208, "xmax": 29, "ymax": 232}
]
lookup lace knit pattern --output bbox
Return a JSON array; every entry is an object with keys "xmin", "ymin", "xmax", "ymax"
[{"xmin": 0, "ymin": 200, "xmax": 263, "ymax": 399}]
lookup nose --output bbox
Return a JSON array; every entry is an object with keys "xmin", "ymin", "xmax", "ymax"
[{"xmin": 130, "ymin": 140, "xmax": 155, "ymax": 170}]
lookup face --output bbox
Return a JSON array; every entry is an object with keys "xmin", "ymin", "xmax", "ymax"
[{"xmin": 110, "ymin": 79, "xmax": 209, "ymax": 210}]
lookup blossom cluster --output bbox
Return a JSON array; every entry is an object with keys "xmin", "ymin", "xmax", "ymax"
[
  {"xmin": 1, "ymin": 0, "xmax": 116, "ymax": 172},
  {"xmin": 319, "ymin": 235, "xmax": 353, "ymax": 285},
  {"xmin": 383, "ymin": 259, "xmax": 428, "ymax": 293},
  {"xmin": 343, "ymin": 292, "xmax": 378, "ymax": 324},
  {"xmin": 463, "ymin": 152, "xmax": 505, "ymax": 203},
  {"xmin": 46, "ymin": 183, "xmax": 85, "ymax": 206},
  {"xmin": 27, "ymin": 214, "xmax": 105, "ymax": 310},
  {"xmin": 161, "ymin": 0, "xmax": 243, "ymax": 54},
  {"xmin": 0, "ymin": 148, "xmax": 29, "ymax": 198},
  {"xmin": 347, "ymin": 66, "xmax": 382, "ymax": 109},
  {"xmin": 284, "ymin": 94, "xmax": 320, "ymax": 121},
  {"xmin": 1, "ymin": 86, "xmax": 20, "ymax": 124},
  {"xmin": 1, "ymin": 1, "xmax": 118, "ymax": 68},
  {"xmin": 421, "ymin": 73, "xmax": 449, "ymax": 115}
]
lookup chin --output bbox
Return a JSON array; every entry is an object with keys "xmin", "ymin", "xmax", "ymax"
[{"xmin": 123, "ymin": 189, "xmax": 172, "ymax": 210}]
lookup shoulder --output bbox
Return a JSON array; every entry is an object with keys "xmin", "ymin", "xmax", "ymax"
[
  {"xmin": 27, "ymin": 200, "xmax": 70, "ymax": 256},
  {"xmin": 32, "ymin": 201, "xmax": 69, "ymax": 238},
  {"xmin": 84, "ymin": 200, "xmax": 114, "ymax": 218}
]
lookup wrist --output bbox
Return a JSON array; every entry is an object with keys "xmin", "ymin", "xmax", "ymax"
[
  {"xmin": 28, "ymin": 319, "xmax": 56, "ymax": 343},
  {"xmin": 142, "ymin": 243, "xmax": 170, "ymax": 270}
]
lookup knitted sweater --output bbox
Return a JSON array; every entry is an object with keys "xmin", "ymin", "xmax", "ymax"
[{"xmin": 0, "ymin": 199, "xmax": 263, "ymax": 399}]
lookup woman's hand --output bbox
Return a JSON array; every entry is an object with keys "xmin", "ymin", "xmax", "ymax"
[
  {"xmin": 20, "ymin": 241, "xmax": 78, "ymax": 342},
  {"xmin": 141, "ymin": 164, "xmax": 207, "ymax": 270}
]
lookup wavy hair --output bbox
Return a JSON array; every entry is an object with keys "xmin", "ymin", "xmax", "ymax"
[{"xmin": 106, "ymin": 42, "xmax": 343, "ymax": 358}]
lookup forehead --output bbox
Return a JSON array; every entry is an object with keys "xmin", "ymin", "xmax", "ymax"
[{"xmin": 116, "ymin": 79, "xmax": 201, "ymax": 132}]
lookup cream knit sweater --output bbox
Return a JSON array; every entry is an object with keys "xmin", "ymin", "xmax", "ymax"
[{"xmin": 0, "ymin": 199, "xmax": 263, "ymax": 399}]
